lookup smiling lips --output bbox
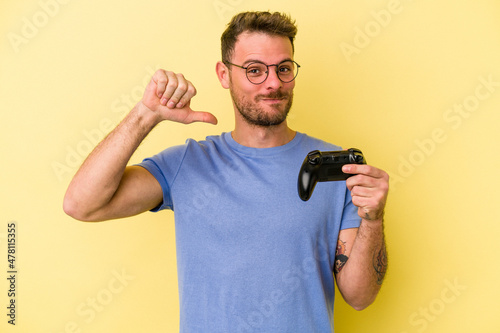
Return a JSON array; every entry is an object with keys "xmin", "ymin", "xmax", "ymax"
[
  {"xmin": 262, "ymin": 98, "xmax": 285, "ymax": 103},
  {"xmin": 256, "ymin": 92, "xmax": 288, "ymax": 103}
]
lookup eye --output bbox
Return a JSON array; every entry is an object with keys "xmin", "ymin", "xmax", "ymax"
[
  {"xmin": 279, "ymin": 66, "xmax": 291, "ymax": 73},
  {"xmin": 246, "ymin": 63, "xmax": 266, "ymax": 76},
  {"xmin": 278, "ymin": 62, "xmax": 294, "ymax": 74},
  {"xmin": 248, "ymin": 68, "xmax": 261, "ymax": 74}
]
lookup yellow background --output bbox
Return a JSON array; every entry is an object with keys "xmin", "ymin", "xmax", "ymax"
[{"xmin": 1, "ymin": 0, "xmax": 499, "ymax": 332}]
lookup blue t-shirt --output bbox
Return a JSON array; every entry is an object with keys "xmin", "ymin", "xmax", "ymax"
[{"xmin": 138, "ymin": 132, "xmax": 361, "ymax": 333}]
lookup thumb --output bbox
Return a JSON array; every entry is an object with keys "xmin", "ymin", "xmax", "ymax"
[{"xmin": 186, "ymin": 109, "xmax": 218, "ymax": 125}]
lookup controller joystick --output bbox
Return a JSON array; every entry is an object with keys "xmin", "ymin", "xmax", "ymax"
[{"xmin": 298, "ymin": 148, "xmax": 366, "ymax": 201}]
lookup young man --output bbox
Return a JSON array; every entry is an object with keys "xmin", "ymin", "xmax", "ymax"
[{"xmin": 64, "ymin": 11, "xmax": 389, "ymax": 332}]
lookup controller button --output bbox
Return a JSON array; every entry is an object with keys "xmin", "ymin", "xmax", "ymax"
[{"xmin": 307, "ymin": 150, "xmax": 321, "ymax": 165}]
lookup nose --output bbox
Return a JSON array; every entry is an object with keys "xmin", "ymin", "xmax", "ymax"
[{"xmin": 264, "ymin": 66, "xmax": 282, "ymax": 89}]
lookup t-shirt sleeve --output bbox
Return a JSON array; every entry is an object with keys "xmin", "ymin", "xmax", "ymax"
[
  {"xmin": 339, "ymin": 186, "xmax": 362, "ymax": 230},
  {"xmin": 135, "ymin": 143, "xmax": 189, "ymax": 212}
]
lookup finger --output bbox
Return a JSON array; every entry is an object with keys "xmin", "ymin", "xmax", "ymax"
[
  {"xmin": 343, "ymin": 164, "xmax": 388, "ymax": 179},
  {"xmin": 157, "ymin": 103, "xmax": 218, "ymax": 125},
  {"xmin": 176, "ymin": 82, "xmax": 197, "ymax": 109},
  {"xmin": 185, "ymin": 110, "xmax": 218, "ymax": 125},
  {"xmin": 351, "ymin": 193, "xmax": 387, "ymax": 220},
  {"xmin": 150, "ymin": 70, "xmax": 170, "ymax": 103},
  {"xmin": 167, "ymin": 74, "xmax": 194, "ymax": 109},
  {"xmin": 349, "ymin": 183, "xmax": 376, "ymax": 198},
  {"xmin": 345, "ymin": 174, "xmax": 376, "ymax": 192},
  {"xmin": 350, "ymin": 194, "xmax": 371, "ymax": 210},
  {"xmin": 349, "ymin": 179, "xmax": 388, "ymax": 205},
  {"xmin": 160, "ymin": 72, "xmax": 179, "ymax": 107}
]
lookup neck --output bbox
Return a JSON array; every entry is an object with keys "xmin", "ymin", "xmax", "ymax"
[{"xmin": 231, "ymin": 120, "xmax": 296, "ymax": 148}]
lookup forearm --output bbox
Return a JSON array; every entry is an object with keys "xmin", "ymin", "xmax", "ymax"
[
  {"xmin": 336, "ymin": 219, "xmax": 387, "ymax": 310},
  {"xmin": 63, "ymin": 103, "xmax": 159, "ymax": 220}
]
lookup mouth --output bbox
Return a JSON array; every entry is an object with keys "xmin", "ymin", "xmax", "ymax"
[
  {"xmin": 261, "ymin": 98, "xmax": 285, "ymax": 104},
  {"xmin": 257, "ymin": 93, "xmax": 288, "ymax": 104}
]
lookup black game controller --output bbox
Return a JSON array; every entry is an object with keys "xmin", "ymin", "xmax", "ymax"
[{"xmin": 298, "ymin": 148, "xmax": 366, "ymax": 201}]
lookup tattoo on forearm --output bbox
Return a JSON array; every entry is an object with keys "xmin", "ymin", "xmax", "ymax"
[
  {"xmin": 334, "ymin": 240, "xmax": 349, "ymax": 274},
  {"xmin": 364, "ymin": 210, "xmax": 385, "ymax": 221},
  {"xmin": 373, "ymin": 243, "xmax": 387, "ymax": 285}
]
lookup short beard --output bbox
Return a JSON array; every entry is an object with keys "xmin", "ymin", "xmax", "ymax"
[{"xmin": 230, "ymin": 88, "xmax": 294, "ymax": 127}]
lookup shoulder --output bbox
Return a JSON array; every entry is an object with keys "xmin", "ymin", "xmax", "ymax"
[
  {"xmin": 150, "ymin": 133, "xmax": 225, "ymax": 158},
  {"xmin": 296, "ymin": 132, "xmax": 343, "ymax": 151}
]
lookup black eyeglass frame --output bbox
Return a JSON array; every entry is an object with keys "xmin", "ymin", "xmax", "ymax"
[{"xmin": 223, "ymin": 60, "xmax": 301, "ymax": 85}]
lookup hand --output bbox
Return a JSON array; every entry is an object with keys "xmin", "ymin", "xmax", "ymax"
[
  {"xmin": 343, "ymin": 164, "xmax": 389, "ymax": 221},
  {"xmin": 141, "ymin": 69, "xmax": 217, "ymax": 125}
]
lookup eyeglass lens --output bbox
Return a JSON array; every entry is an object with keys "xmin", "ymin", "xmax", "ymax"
[{"xmin": 245, "ymin": 61, "xmax": 299, "ymax": 84}]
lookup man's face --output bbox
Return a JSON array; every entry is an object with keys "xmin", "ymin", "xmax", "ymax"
[{"xmin": 228, "ymin": 32, "xmax": 296, "ymax": 127}]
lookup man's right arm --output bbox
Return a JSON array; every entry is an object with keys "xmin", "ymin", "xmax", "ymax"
[{"xmin": 63, "ymin": 70, "xmax": 217, "ymax": 222}]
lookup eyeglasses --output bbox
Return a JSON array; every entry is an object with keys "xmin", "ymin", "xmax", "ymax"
[{"xmin": 224, "ymin": 60, "xmax": 301, "ymax": 85}]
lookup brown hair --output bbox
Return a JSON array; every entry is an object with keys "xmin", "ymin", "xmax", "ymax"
[{"xmin": 221, "ymin": 11, "xmax": 298, "ymax": 63}]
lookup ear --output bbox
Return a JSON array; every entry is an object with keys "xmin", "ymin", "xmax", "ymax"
[{"xmin": 216, "ymin": 61, "xmax": 230, "ymax": 89}]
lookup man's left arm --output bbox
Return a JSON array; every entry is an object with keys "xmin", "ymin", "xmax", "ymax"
[{"xmin": 334, "ymin": 164, "xmax": 389, "ymax": 311}]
